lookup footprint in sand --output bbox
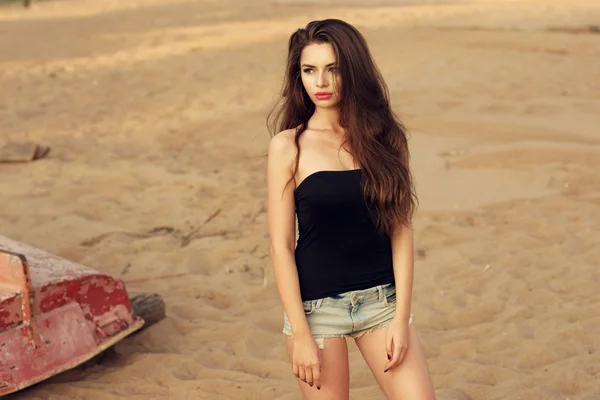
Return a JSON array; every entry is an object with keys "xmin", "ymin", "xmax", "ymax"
[
  {"xmin": 195, "ymin": 290, "xmax": 232, "ymax": 310},
  {"xmin": 172, "ymin": 361, "xmax": 202, "ymax": 381}
]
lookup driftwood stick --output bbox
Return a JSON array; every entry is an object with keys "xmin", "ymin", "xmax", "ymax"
[{"xmin": 179, "ymin": 208, "xmax": 222, "ymax": 247}]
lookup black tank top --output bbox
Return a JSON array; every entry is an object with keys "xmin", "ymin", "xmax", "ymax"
[{"xmin": 294, "ymin": 169, "xmax": 395, "ymax": 301}]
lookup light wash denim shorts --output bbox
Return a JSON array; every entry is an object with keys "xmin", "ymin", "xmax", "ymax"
[{"xmin": 283, "ymin": 283, "xmax": 413, "ymax": 349}]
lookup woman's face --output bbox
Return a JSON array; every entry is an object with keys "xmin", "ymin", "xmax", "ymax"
[{"xmin": 300, "ymin": 42, "xmax": 342, "ymax": 108}]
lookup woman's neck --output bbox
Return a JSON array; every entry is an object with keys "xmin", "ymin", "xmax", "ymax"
[{"xmin": 309, "ymin": 106, "xmax": 342, "ymax": 133}]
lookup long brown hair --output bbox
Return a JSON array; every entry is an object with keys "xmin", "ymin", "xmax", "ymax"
[{"xmin": 267, "ymin": 19, "xmax": 417, "ymax": 235}]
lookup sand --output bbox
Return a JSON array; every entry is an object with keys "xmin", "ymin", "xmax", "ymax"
[{"xmin": 1, "ymin": 0, "xmax": 599, "ymax": 398}]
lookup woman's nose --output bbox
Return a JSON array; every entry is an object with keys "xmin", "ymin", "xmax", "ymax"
[{"xmin": 316, "ymin": 72, "xmax": 329, "ymax": 88}]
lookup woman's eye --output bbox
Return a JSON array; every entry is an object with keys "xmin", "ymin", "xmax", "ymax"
[
  {"xmin": 303, "ymin": 68, "xmax": 313, "ymax": 73},
  {"xmin": 329, "ymin": 67, "xmax": 337, "ymax": 72}
]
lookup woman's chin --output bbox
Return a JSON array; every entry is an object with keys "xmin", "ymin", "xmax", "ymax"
[{"xmin": 312, "ymin": 98, "xmax": 340, "ymax": 108}]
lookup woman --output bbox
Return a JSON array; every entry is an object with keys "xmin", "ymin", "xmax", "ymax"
[{"xmin": 267, "ymin": 19, "xmax": 436, "ymax": 399}]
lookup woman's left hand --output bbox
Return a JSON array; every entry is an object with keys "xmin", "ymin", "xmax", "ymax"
[{"xmin": 384, "ymin": 315, "xmax": 410, "ymax": 373}]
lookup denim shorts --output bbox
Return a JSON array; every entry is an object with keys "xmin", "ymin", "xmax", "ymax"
[{"xmin": 283, "ymin": 283, "xmax": 413, "ymax": 349}]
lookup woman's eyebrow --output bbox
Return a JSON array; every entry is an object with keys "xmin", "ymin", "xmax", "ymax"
[{"xmin": 300, "ymin": 62, "xmax": 337, "ymax": 68}]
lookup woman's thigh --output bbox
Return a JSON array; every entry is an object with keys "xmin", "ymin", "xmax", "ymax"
[
  {"xmin": 286, "ymin": 336, "xmax": 350, "ymax": 400},
  {"xmin": 354, "ymin": 324, "xmax": 436, "ymax": 400}
]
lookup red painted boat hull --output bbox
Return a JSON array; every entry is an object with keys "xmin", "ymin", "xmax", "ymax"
[{"xmin": 0, "ymin": 236, "xmax": 144, "ymax": 396}]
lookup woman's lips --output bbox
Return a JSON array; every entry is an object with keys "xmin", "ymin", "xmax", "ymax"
[{"xmin": 315, "ymin": 92, "xmax": 333, "ymax": 100}]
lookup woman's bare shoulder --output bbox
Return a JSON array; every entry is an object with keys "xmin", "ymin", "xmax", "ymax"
[{"xmin": 269, "ymin": 129, "xmax": 297, "ymax": 159}]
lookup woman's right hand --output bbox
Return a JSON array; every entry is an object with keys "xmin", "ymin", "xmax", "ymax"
[{"xmin": 292, "ymin": 332, "xmax": 322, "ymax": 390}]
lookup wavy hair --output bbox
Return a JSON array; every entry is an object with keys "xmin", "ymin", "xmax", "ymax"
[{"xmin": 267, "ymin": 19, "xmax": 417, "ymax": 235}]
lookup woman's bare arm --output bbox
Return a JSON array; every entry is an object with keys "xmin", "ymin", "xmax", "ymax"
[
  {"xmin": 391, "ymin": 222, "xmax": 414, "ymax": 322},
  {"xmin": 267, "ymin": 131, "xmax": 310, "ymax": 336}
]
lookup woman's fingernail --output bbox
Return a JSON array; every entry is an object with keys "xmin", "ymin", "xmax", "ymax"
[{"xmin": 317, "ymin": 387, "xmax": 321, "ymax": 390}]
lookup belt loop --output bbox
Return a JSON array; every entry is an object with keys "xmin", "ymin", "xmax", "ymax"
[
  {"xmin": 315, "ymin": 298, "xmax": 323, "ymax": 310},
  {"xmin": 377, "ymin": 285, "xmax": 384, "ymax": 303}
]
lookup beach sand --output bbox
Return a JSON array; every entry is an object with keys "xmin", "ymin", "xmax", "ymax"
[{"xmin": 1, "ymin": 0, "xmax": 599, "ymax": 398}]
